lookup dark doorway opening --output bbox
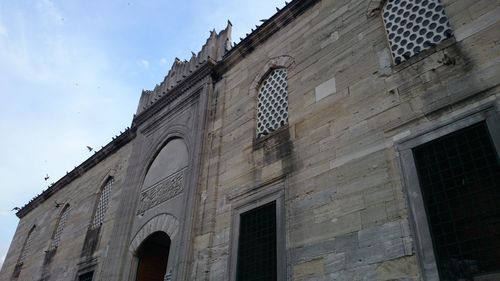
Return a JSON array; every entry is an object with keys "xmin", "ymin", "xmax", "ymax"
[{"xmin": 136, "ymin": 231, "xmax": 171, "ymax": 281}]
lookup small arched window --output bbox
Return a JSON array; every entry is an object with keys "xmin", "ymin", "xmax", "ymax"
[
  {"xmin": 256, "ymin": 68, "xmax": 289, "ymax": 138},
  {"xmin": 90, "ymin": 178, "xmax": 113, "ymax": 229},
  {"xmin": 50, "ymin": 204, "xmax": 70, "ymax": 249},
  {"xmin": 382, "ymin": 0, "xmax": 453, "ymax": 64},
  {"xmin": 12, "ymin": 225, "xmax": 36, "ymax": 278},
  {"xmin": 18, "ymin": 225, "xmax": 36, "ymax": 265}
]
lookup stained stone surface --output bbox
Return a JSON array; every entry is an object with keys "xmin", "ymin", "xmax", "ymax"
[{"xmin": 1, "ymin": 0, "xmax": 499, "ymax": 280}]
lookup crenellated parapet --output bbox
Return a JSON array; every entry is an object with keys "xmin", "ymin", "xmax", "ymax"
[{"xmin": 136, "ymin": 21, "xmax": 232, "ymax": 114}]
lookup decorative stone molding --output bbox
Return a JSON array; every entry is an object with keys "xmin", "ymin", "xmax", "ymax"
[
  {"xmin": 218, "ymin": 0, "xmax": 320, "ymax": 75},
  {"xmin": 129, "ymin": 214, "xmax": 179, "ymax": 254},
  {"xmin": 136, "ymin": 22, "xmax": 232, "ymax": 115},
  {"xmin": 249, "ymin": 55, "xmax": 295, "ymax": 98},
  {"xmin": 137, "ymin": 168, "xmax": 185, "ymax": 215}
]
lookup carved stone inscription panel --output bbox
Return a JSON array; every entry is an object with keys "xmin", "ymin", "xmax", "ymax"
[
  {"xmin": 138, "ymin": 167, "xmax": 185, "ymax": 214},
  {"xmin": 138, "ymin": 138, "xmax": 188, "ymax": 214}
]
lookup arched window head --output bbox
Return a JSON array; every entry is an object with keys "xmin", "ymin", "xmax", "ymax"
[
  {"xmin": 256, "ymin": 68, "xmax": 289, "ymax": 138},
  {"xmin": 18, "ymin": 225, "xmax": 36, "ymax": 265},
  {"xmin": 382, "ymin": 0, "xmax": 453, "ymax": 64},
  {"xmin": 90, "ymin": 178, "xmax": 113, "ymax": 229},
  {"xmin": 143, "ymin": 138, "xmax": 188, "ymax": 189},
  {"xmin": 137, "ymin": 138, "xmax": 188, "ymax": 214},
  {"xmin": 50, "ymin": 204, "xmax": 70, "ymax": 249}
]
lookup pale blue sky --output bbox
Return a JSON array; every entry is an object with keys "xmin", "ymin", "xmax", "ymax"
[{"xmin": 0, "ymin": 0, "xmax": 285, "ymax": 267}]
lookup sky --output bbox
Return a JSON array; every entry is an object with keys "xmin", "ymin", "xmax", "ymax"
[{"xmin": 0, "ymin": 0, "xmax": 286, "ymax": 268}]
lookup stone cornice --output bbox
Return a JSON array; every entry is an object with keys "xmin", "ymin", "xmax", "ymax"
[
  {"xmin": 214, "ymin": 0, "xmax": 321, "ymax": 78},
  {"xmin": 16, "ymin": 129, "xmax": 136, "ymax": 218}
]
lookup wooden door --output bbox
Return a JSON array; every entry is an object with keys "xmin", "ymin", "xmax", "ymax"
[{"xmin": 136, "ymin": 232, "xmax": 170, "ymax": 281}]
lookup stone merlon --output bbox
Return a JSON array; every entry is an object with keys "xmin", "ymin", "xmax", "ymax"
[{"xmin": 136, "ymin": 21, "xmax": 232, "ymax": 115}]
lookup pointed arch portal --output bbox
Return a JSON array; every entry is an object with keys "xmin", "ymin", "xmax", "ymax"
[
  {"xmin": 135, "ymin": 231, "xmax": 171, "ymax": 281},
  {"xmin": 130, "ymin": 214, "xmax": 179, "ymax": 281}
]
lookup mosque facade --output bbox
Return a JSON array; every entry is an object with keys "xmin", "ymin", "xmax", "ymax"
[{"xmin": 1, "ymin": 0, "xmax": 499, "ymax": 280}]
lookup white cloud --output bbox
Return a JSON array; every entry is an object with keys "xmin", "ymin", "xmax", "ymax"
[
  {"xmin": 139, "ymin": 59, "xmax": 150, "ymax": 69},
  {"xmin": 159, "ymin": 57, "xmax": 167, "ymax": 65}
]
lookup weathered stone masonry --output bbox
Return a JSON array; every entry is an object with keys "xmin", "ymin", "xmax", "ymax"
[{"xmin": 1, "ymin": 0, "xmax": 499, "ymax": 280}]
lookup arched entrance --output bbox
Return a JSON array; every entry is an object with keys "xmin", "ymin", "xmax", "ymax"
[{"xmin": 135, "ymin": 231, "xmax": 171, "ymax": 281}]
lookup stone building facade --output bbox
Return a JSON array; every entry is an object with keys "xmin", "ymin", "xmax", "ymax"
[{"xmin": 1, "ymin": 0, "xmax": 499, "ymax": 280}]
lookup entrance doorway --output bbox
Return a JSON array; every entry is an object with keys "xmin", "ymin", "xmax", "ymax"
[{"xmin": 135, "ymin": 231, "xmax": 171, "ymax": 281}]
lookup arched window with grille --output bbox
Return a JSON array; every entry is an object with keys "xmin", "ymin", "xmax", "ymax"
[
  {"xmin": 256, "ymin": 68, "xmax": 289, "ymax": 138},
  {"xmin": 49, "ymin": 204, "xmax": 70, "ymax": 249},
  {"xmin": 18, "ymin": 225, "xmax": 35, "ymax": 265},
  {"xmin": 382, "ymin": 0, "xmax": 453, "ymax": 64},
  {"xmin": 12, "ymin": 225, "xmax": 36, "ymax": 278},
  {"xmin": 90, "ymin": 177, "xmax": 113, "ymax": 229}
]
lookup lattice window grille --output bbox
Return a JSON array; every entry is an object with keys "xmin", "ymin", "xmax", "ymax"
[
  {"xmin": 18, "ymin": 226, "xmax": 35, "ymax": 264},
  {"xmin": 50, "ymin": 205, "xmax": 70, "ymax": 249},
  {"xmin": 382, "ymin": 0, "xmax": 453, "ymax": 64},
  {"xmin": 91, "ymin": 178, "xmax": 113, "ymax": 229},
  {"xmin": 413, "ymin": 122, "xmax": 500, "ymax": 279},
  {"xmin": 237, "ymin": 202, "xmax": 277, "ymax": 281},
  {"xmin": 257, "ymin": 68, "xmax": 288, "ymax": 138}
]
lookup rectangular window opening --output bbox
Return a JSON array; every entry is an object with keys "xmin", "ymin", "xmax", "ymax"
[
  {"xmin": 236, "ymin": 201, "xmax": 277, "ymax": 281},
  {"xmin": 413, "ymin": 121, "xmax": 500, "ymax": 280}
]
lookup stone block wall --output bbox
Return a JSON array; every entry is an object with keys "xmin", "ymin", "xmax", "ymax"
[
  {"xmin": 191, "ymin": 0, "xmax": 500, "ymax": 280},
  {"xmin": 0, "ymin": 0, "xmax": 498, "ymax": 280}
]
